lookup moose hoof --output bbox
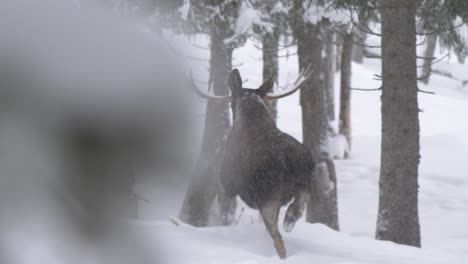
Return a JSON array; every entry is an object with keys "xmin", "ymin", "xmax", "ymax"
[{"xmin": 283, "ymin": 214, "xmax": 297, "ymax": 232}]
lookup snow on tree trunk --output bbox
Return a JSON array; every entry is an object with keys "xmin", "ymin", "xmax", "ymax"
[
  {"xmin": 262, "ymin": 27, "xmax": 280, "ymax": 121},
  {"xmin": 420, "ymin": 34, "xmax": 437, "ymax": 85},
  {"xmin": 291, "ymin": 5, "xmax": 339, "ymax": 229},
  {"xmin": 179, "ymin": 31, "xmax": 235, "ymax": 227},
  {"xmin": 339, "ymin": 32, "xmax": 353, "ymax": 158},
  {"xmin": 376, "ymin": 0, "xmax": 421, "ymax": 247}
]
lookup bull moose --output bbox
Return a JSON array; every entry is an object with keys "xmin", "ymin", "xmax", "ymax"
[{"xmin": 191, "ymin": 66, "xmax": 314, "ymax": 259}]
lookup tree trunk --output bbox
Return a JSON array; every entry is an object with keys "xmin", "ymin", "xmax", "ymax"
[
  {"xmin": 339, "ymin": 32, "xmax": 353, "ymax": 158},
  {"xmin": 323, "ymin": 28, "xmax": 336, "ymax": 122},
  {"xmin": 335, "ymin": 33, "xmax": 342, "ymax": 72},
  {"xmin": 352, "ymin": 30, "xmax": 366, "ymax": 63},
  {"xmin": 455, "ymin": 47, "xmax": 466, "ymax": 64},
  {"xmin": 291, "ymin": 3, "xmax": 339, "ymax": 229},
  {"xmin": 376, "ymin": 0, "xmax": 421, "ymax": 247},
  {"xmin": 296, "ymin": 25, "xmax": 326, "ymax": 162},
  {"xmin": 178, "ymin": 31, "xmax": 235, "ymax": 227},
  {"xmin": 262, "ymin": 27, "xmax": 280, "ymax": 120},
  {"xmin": 420, "ymin": 34, "xmax": 437, "ymax": 85}
]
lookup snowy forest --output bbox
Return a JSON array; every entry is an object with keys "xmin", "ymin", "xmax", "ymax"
[{"xmin": 0, "ymin": 0, "xmax": 467, "ymax": 263}]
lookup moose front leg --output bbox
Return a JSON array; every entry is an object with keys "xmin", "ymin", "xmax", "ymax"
[
  {"xmin": 283, "ymin": 189, "xmax": 309, "ymax": 232},
  {"xmin": 260, "ymin": 201, "xmax": 286, "ymax": 259}
]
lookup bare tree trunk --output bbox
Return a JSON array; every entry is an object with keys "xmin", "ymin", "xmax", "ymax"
[
  {"xmin": 420, "ymin": 34, "xmax": 437, "ymax": 85},
  {"xmin": 291, "ymin": 3, "xmax": 339, "ymax": 230},
  {"xmin": 376, "ymin": 0, "xmax": 421, "ymax": 247},
  {"xmin": 262, "ymin": 27, "xmax": 280, "ymax": 120},
  {"xmin": 335, "ymin": 33, "xmax": 342, "ymax": 72},
  {"xmin": 455, "ymin": 47, "xmax": 466, "ymax": 64},
  {"xmin": 323, "ymin": 28, "xmax": 336, "ymax": 122},
  {"xmin": 339, "ymin": 32, "xmax": 353, "ymax": 158},
  {"xmin": 179, "ymin": 31, "xmax": 235, "ymax": 227},
  {"xmin": 352, "ymin": 30, "xmax": 366, "ymax": 63}
]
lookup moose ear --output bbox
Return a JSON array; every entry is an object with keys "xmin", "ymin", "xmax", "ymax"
[
  {"xmin": 257, "ymin": 78, "xmax": 275, "ymax": 97},
  {"xmin": 227, "ymin": 69, "xmax": 242, "ymax": 93}
]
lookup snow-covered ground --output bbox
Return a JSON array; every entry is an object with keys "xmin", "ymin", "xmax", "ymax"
[
  {"xmin": 140, "ymin": 37, "xmax": 468, "ymax": 263},
  {"xmin": 3, "ymin": 2, "xmax": 465, "ymax": 263}
]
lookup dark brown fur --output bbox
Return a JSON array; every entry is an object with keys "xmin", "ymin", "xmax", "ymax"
[{"xmin": 220, "ymin": 69, "xmax": 315, "ymax": 259}]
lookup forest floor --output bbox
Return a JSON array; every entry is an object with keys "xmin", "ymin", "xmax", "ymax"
[{"xmin": 139, "ymin": 37, "xmax": 468, "ymax": 263}]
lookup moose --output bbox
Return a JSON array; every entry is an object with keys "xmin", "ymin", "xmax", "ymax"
[{"xmin": 190, "ymin": 66, "xmax": 314, "ymax": 259}]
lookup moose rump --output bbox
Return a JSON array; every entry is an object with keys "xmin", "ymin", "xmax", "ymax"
[{"xmin": 221, "ymin": 130, "xmax": 314, "ymax": 211}]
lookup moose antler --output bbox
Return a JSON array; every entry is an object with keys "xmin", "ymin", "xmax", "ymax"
[
  {"xmin": 188, "ymin": 71, "xmax": 231, "ymax": 101},
  {"xmin": 264, "ymin": 65, "xmax": 313, "ymax": 100}
]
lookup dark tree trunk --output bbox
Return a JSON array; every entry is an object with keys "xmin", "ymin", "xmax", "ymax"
[
  {"xmin": 323, "ymin": 28, "xmax": 336, "ymax": 122},
  {"xmin": 339, "ymin": 32, "xmax": 353, "ymax": 158},
  {"xmin": 179, "ymin": 31, "xmax": 235, "ymax": 227},
  {"xmin": 352, "ymin": 30, "xmax": 366, "ymax": 64},
  {"xmin": 307, "ymin": 153, "xmax": 339, "ymax": 230},
  {"xmin": 335, "ymin": 33, "xmax": 342, "ymax": 72},
  {"xmin": 291, "ymin": 1, "xmax": 339, "ymax": 230},
  {"xmin": 456, "ymin": 47, "xmax": 466, "ymax": 64},
  {"xmin": 376, "ymin": 0, "xmax": 421, "ymax": 247},
  {"xmin": 295, "ymin": 24, "xmax": 326, "ymax": 163},
  {"xmin": 420, "ymin": 34, "xmax": 437, "ymax": 85},
  {"xmin": 262, "ymin": 27, "xmax": 280, "ymax": 120}
]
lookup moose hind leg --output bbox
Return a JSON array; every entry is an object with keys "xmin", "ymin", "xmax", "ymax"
[
  {"xmin": 283, "ymin": 189, "xmax": 309, "ymax": 232},
  {"xmin": 260, "ymin": 201, "xmax": 287, "ymax": 259}
]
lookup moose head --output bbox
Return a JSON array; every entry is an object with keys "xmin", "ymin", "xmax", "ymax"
[
  {"xmin": 190, "ymin": 66, "xmax": 312, "ymax": 132},
  {"xmin": 189, "ymin": 65, "xmax": 312, "ymax": 107}
]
